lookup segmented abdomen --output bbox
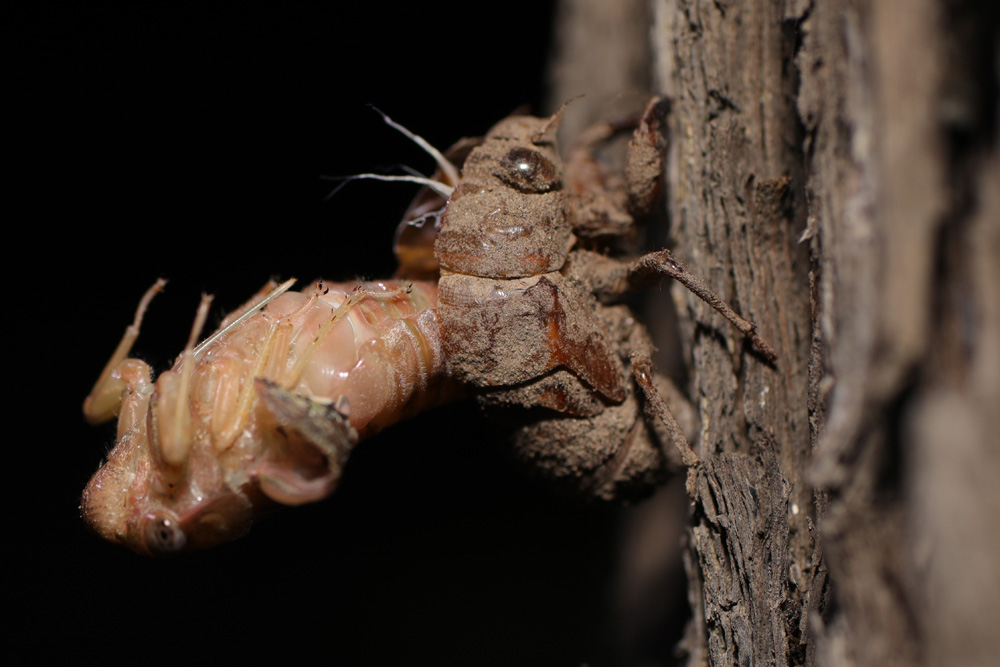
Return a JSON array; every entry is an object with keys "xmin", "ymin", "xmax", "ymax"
[{"xmin": 198, "ymin": 279, "xmax": 448, "ymax": 439}]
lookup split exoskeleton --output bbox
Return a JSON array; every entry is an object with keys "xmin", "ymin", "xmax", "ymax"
[
  {"xmin": 400, "ymin": 97, "xmax": 773, "ymax": 498},
  {"xmin": 82, "ymin": 98, "xmax": 775, "ymax": 555}
]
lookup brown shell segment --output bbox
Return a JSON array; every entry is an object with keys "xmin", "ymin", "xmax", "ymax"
[
  {"xmin": 434, "ymin": 113, "xmax": 571, "ymax": 278},
  {"xmin": 437, "ymin": 272, "xmax": 625, "ymax": 408},
  {"xmin": 435, "ymin": 185, "xmax": 572, "ymax": 277}
]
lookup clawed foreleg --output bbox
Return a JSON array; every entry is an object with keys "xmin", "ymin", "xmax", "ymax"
[
  {"xmin": 629, "ymin": 249, "xmax": 778, "ymax": 363},
  {"xmin": 629, "ymin": 355, "xmax": 699, "ymax": 469}
]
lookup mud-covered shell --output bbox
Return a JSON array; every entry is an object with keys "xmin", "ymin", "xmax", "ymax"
[{"xmin": 494, "ymin": 376, "xmax": 668, "ymax": 501}]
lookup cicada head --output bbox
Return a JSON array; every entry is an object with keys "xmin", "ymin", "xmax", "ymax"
[
  {"xmin": 82, "ymin": 281, "xmax": 361, "ymax": 556},
  {"xmin": 81, "ymin": 456, "xmax": 256, "ymax": 557},
  {"xmin": 80, "ymin": 389, "xmax": 256, "ymax": 557},
  {"xmin": 82, "ymin": 365, "xmax": 358, "ymax": 556}
]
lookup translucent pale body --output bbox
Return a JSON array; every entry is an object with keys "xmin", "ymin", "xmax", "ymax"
[
  {"xmin": 82, "ymin": 279, "xmax": 446, "ymax": 555},
  {"xmin": 256, "ymin": 282, "xmax": 442, "ymax": 434}
]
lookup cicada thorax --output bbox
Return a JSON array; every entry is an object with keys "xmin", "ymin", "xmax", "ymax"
[
  {"xmin": 430, "ymin": 111, "xmax": 672, "ymax": 500},
  {"xmin": 435, "ymin": 113, "xmax": 621, "ymax": 401}
]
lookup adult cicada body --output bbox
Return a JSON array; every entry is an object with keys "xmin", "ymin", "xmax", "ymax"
[{"xmin": 82, "ymin": 278, "xmax": 453, "ymax": 555}]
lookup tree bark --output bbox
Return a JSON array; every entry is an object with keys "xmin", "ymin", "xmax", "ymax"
[
  {"xmin": 659, "ymin": 3, "xmax": 814, "ymax": 664},
  {"xmin": 550, "ymin": 0, "xmax": 1000, "ymax": 664},
  {"xmin": 793, "ymin": 2, "xmax": 1000, "ymax": 665}
]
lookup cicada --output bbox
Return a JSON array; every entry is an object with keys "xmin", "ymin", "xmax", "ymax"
[{"xmin": 82, "ymin": 99, "xmax": 773, "ymax": 554}]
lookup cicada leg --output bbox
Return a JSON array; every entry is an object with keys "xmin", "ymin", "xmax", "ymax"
[
  {"xmin": 629, "ymin": 249, "xmax": 778, "ymax": 363},
  {"xmin": 629, "ymin": 355, "xmax": 698, "ymax": 469},
  {"xmin": 83, "ymin": 279, "xmax": 165, "ymax": 426}
]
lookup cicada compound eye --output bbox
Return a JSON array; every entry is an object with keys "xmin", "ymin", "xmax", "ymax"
[
  {"xmin": 497, "ymin": 146, "xmax": 558, "ymax": 193},
  {"xmin": 144, "ymin": 511, "xmax": 187, "ymax": 556}
]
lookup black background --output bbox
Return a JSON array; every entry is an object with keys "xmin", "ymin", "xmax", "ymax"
[{"xmin": 19, "ymin": 4, "xmax": 686, "ymax": 664}]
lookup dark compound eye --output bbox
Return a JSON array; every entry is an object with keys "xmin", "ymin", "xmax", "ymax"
[
  {"xmin": 497, "ymin": 146, "xmax": 558, "ymax": 192},
  {"xmin": 144, "ymin": 512, "xmax": 187, "ymax": 556}
]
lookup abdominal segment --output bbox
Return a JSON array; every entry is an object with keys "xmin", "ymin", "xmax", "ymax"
[{"xmin": 201, "ymin": 279, "xmax": 449, "ymax": 439}]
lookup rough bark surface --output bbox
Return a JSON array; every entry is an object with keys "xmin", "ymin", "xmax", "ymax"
[
  {"xmin": 794, "ymin": 1, "xmax": 1000, "ymax": 665},
  {"xmin": 551, "ymin": 0, "xmax": 1000, "ymax": 664},
  {"xmin": 658, "ymin": 3, "xmax": 814, "ymax": 665}
]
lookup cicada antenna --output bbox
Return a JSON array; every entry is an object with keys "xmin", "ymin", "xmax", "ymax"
[{"xmin": 533, "ymin": 94, "xmax": 584, "ymax": 145}]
